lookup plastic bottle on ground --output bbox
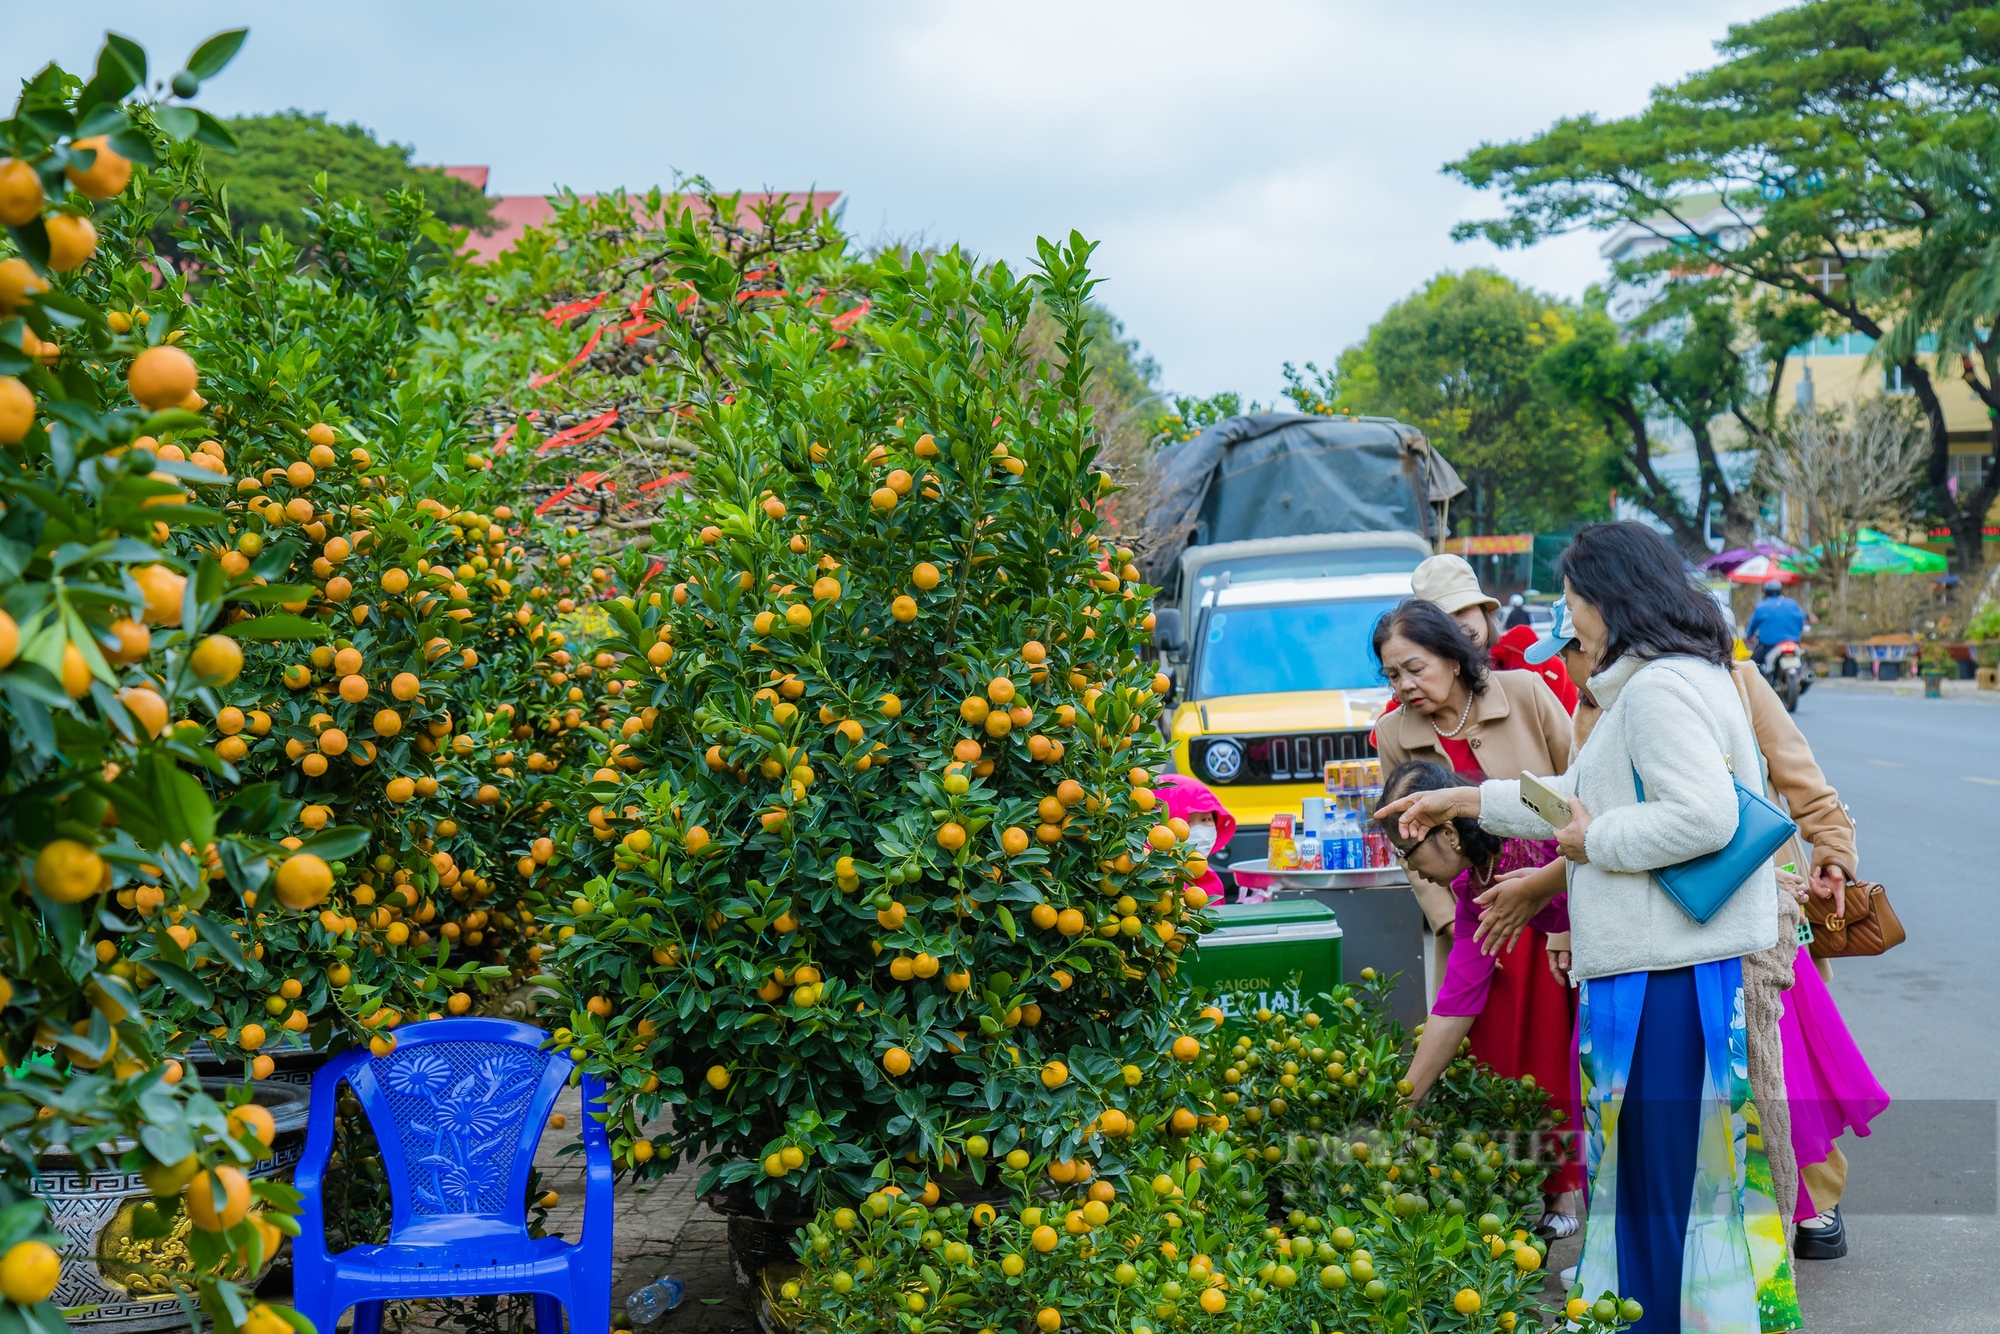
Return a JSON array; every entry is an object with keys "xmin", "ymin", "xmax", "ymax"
[{"xmin": 626, "ymin": 1275, "xmax": 685, "ymax": 1324}]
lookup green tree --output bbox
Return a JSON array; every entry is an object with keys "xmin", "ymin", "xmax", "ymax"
[
  {"xmin": 205, "ymin": 110, "xmax": 494, "ymax": 242},
  {"xmin": 1448, "ymin": 0, "xmax": 2000, "ymax": 571},
  {"xmin": 1536, "ymin": 286, "xmax": 1819, "ymax": 558},
  {"xmin": 1864, "ymin": 135, "xmax": 2000, "ymax": 538},
  {"xmin": 1151, "ymin": 391, "xmax": 1263, "ymax": 446},
  {"xmin": 1332, "ymin": 270, "xmax": 1613, "ymax": 535}
]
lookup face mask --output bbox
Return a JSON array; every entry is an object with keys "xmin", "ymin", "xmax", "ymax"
[{"xmin": 1188, "ymin": 824, "xmax": 1218, "ymax": 854}]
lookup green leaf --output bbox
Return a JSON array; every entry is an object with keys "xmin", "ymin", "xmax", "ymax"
[
  {"xmin": 249, "ymin": 537, "xmax": 303, "ymax": 581},
  {"xmin": 140, "ymin": 408, "xmax": 209, "ymax": 436},
  {"xmin": 143, "ymin": 754, "xmax": 216, "ymax": 853},
  {"xmin": 299, "ymin": 825, "xmax": 370, "ymax": 861},
  {"xmin": 194, "ymin": 551, "xmax": 225, "ymax": 608},
  {"xmin": 77, "ymin": 36, "xmax": 144, "ymax": 115},
  {"xmin": 155, "ymin": 107, "xmax": 199, "ymax": 144},
  {"xmin": 128, "ymin": 1204, "xmax": 174, "ymax": 1241},
  {"xmin": 184, "ymin": 29, "xmax": 249, "ymax": 81},
  {"xmin": 190, "ymin": 110, "xmax": 240, "ymax": 153},
  {"xmin": 75, "ymin": 106, "xmax": 131, "ymax": 140},
  {"xmin": 0, "ymin": 1202, "xmax": 47, "ymax": 1252},
  {"xmin": 226, "ymin": 584, "xmax": 314, "ymax": 605},
  {"xmin": 188, "ymin": 912, "xmax": 246, "ymax": 970},
  {"xmin": 143, "ymin": 959, "xmax": 211, "ymax": 1006},
  {"xmin": 229, "ymin": 613, "xmax": 331, "ymax": 641},
  {"xmin": 106, "ymin": 129, "xmax": 160, "ymax": 170}
]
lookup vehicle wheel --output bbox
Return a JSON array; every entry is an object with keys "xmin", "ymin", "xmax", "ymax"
[{"xmin": 1783, "ymin": 672, "xmax": 1800, "ymax": 713}]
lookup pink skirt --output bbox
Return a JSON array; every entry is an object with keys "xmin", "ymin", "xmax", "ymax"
[{"xmin": 1782, "ymin": 950, "xmax": 1890, "ymax": 1220}]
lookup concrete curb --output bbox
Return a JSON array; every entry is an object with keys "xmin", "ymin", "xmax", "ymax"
[{"xmin": 1807, "ymin": 677, "xmax": 2000, "ymax": 705}]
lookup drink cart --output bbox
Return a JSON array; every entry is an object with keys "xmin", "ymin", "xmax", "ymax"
[
  {"xmin": 1178, "ymin": 899, "xmax": 1342, "ymax": 1018},
  {"xmin": 1227, "ymin": 860, "xmax": 1431, "ymax": 1030}
]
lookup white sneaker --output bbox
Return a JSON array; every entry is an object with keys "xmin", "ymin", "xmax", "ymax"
[{"xmin": 1559, "ymin": 1264, "xmax": 1578, "ymax": 1286}]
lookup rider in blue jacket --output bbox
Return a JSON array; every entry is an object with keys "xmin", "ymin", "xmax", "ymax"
[{"xmin": 1745, "ymin": 580, "xmax": 1807, "ymax": 662}]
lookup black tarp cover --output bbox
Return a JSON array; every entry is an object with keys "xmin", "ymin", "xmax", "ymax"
[{"xmin": 1138, "ymin": 414, "xmax": 1464, "ymax": 586}]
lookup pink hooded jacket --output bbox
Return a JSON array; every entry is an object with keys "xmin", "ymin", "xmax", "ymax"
[{"xmin": 1157, "ymin": 774, "xmax": 1236, "ymax": 903}]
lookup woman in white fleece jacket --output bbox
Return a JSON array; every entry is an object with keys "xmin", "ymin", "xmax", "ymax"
[{"xmin": 1384, "ymin": 523, "xmax": 1793, "ymax": 1334}]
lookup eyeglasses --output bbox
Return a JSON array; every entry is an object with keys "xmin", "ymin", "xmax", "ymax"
[{"xmin": 1385, "ymin": 827, "xmax": 1434, "ymax": 862}]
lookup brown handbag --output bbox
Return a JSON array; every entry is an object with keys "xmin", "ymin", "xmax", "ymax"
[{"xmin": 1803, "ymin": 879, "xmax": 1906, "ymax": 958}]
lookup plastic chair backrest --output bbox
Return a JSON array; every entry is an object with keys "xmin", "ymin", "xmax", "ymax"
[{"xmin": 331, "ymin": 1018, "xmax": 570, "ymax": 1237}]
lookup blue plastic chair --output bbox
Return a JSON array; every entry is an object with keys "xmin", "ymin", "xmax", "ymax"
[{"xmin": 293, "ymin": 1018, "xmax": 613, "ymax": 1334}]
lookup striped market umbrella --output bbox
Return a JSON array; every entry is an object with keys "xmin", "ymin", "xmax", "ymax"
[{"xmin": 1726, "ymin": 554, "xmax": 1803, "ymax": 585}]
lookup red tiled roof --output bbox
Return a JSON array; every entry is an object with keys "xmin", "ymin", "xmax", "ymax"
[{"xmin": 439, "ymin": 167, "xmax": 841, "ymax": 264}]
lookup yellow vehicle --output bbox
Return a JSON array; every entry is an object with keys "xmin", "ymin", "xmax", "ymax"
[{"xmin": 1150, "ymin": 532, "xmax": 1429, "ymax": 873}]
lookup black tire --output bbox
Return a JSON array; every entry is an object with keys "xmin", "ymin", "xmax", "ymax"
[{"xmin": 1783, "ymin": 672, "xmax": 1801, "ymax": 713}]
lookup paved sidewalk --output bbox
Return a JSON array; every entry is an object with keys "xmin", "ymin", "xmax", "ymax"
[
  {"xmin": 530, "ymin": 1090, "xmax": 755, "ymax": 1334},
  {"xmin": 328, "ymin": 1089, "xmax": 755, "ymax": 1334},
  {"xmin": 1810, "ymin": 674, "xmax": 2000, "ymax": 703}
]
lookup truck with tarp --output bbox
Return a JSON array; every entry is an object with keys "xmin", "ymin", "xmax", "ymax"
[{"xmin": 1141, "ymin": 413, "xmax": 1462, "ymax": 878}]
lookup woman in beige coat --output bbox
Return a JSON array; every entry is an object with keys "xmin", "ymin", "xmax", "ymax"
[
  {"xmin": 1371, "ymin": 598, "xmax": 1583, "ymax": 1232},
  {"xmin": 1373, "ymin": 598, "xmax": 1571, "ymax": 933}
]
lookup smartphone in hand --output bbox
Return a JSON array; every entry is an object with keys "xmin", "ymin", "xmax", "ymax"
[{"xmin": 1519, "ymin": 771, "xmax": 1573, "ymax": 828}]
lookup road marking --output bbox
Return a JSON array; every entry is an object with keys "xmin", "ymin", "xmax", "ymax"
[
  {"xmin": 1964, "ymin": 776, "xmax": 2000, "ymax": 787},
  {"xmin": 1867, "ymin": 759, "xmax": 1905, "ymax": 768}
]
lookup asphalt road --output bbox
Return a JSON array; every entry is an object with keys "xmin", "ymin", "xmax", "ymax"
[{"xmin": 1787, "ymin": 686, "xmax": 2000, "ymax": 1332}]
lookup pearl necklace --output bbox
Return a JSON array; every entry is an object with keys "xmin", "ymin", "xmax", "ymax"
[{"xmin": 1431, "ymin": 690, "xmax": 1474, "ymax": 739}]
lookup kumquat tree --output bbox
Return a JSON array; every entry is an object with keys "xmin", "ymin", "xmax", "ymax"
[
  {"xmin": 511, "ymin": 226, "xmax": 1223, "ymax": 1199},
  {"xmin": 0, "ymin": 30, "xmax": 331, "ymax": 1334}
]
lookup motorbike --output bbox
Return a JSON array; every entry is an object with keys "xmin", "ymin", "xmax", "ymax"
[{"xmin": 1759, "ymin": 639, "xmax": 1811, "ymax": 712}]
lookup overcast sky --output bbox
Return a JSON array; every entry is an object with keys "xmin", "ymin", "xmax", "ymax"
[{"xmin": 14, "ymin": 1, "xmax": 1778, "ymax": 402}]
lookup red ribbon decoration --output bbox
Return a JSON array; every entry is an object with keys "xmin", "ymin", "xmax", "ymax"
[
  {"xmin": 534, "ymin": 470, "xmax": 620, "ymax": 517},
  {"xmin": 535, "ymin": 409, "xmax": 622, "ymax": 455},
  {"xmin": 638, "ymin": 471, "xmax": 692, "ymax": 494},
  {"xmin": 493, "ymin": 410, "xmax": 539, "ymax": 453},
  {"xmin": 529, "ymin": 327, "xmax": 604, "ymax": 389},
  {"xmin": 616, "ymin": 284, "xmax": 662, "ymax": 344},
  {"xmin": 830, "ymin": 299, "xmax": 870, "ymax": 331},
  {"xmin": 543, "ymin": 294, "xmax": 606, "ymax": 324}
]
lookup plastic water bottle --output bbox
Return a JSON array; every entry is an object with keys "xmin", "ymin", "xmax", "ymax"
[
  {"xmin": 1341, "ymin": 810, "xmax": 1364, "ymax": 872},
  {"xmin": 626, "ymin": 1275, "xmax": 685, "ymax": 1325}
]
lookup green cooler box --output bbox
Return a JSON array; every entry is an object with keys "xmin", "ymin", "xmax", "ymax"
[{"xmin": 1178, "ymin": 900, "xmax": 1342, "ymax": 1016}]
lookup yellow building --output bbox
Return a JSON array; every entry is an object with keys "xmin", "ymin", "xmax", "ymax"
[
  {"xmin": 1775, "ymin": 332, "xmax": 2000, "ymax": 545},
  {"xmin": 1600, "ymin": 199, "xmax": 1999, "ymax": 549}
]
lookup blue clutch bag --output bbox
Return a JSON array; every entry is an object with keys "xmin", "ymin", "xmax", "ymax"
[{"xmin": 1632, "ymin": 767, "xmax": 1796, "ymax": 925}]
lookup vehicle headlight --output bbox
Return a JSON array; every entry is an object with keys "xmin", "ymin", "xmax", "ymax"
[{"xmin": 1201, "ymin": 739, "xmax": 1243, "ymax": 782}]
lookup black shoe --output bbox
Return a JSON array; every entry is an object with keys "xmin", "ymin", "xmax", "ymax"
[{"xmin": 1794, "ymin": 1205, "xmax": 1847, "ymax": 1260}]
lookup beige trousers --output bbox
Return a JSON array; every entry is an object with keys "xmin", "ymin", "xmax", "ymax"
[{"xmin": 1802, "ymin": 1142, "xmax": 1848, "ymax": 1214}]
